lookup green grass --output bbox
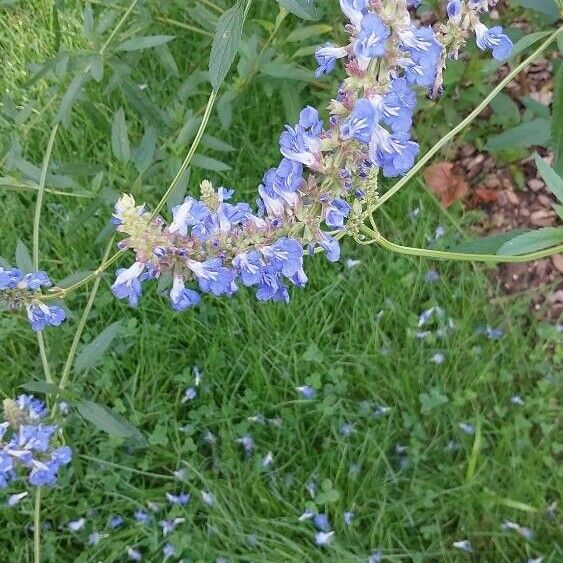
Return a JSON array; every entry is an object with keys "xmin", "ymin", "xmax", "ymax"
[{"xmin": 0, "ymin": 1, "xmax": 561, "ymax": 561}]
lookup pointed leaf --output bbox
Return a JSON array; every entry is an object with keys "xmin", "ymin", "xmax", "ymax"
[
  {"xmin": 191, "ymin": 154, "xmax": 231, "ymax": 172},
  {"xmin": 77, "ymin": 400, "xmax": 147, "ymax": 446},
  {"xmin": 111, "ymin": 108, "xmax": 131, "ymax": 163},
  {"xmin": 552, "ymin": 65, "xmax": 563, "ymax": 175},
  {"xmin": 15, "ymin": 240, "xmax": 33, "ymax": 272},
  {"xmin": 277, "ymin": 0, "xmax": 318, "ymax": 20},
  {"xmin": 452, "ymin": 230, "xmax": 530, "ymax": 255},
  {"xmin": 74, "ymin": 321, "xmax": 122, "ymax": 373},
  {"xmin": 115, "ymin": 35, "xmax": 175, "ymax": 52},
  {"xmin": 485, "ymin": 118, "xmax": 551, "ymax": 151},
  {"xmin": 497, "ymin": 227, "xmax": 563, "ymax": 256},
  {"xmin": 209, "ymin": 1, "xmax": 245, "ymax": 91},
  {"xmin": 534, "ymin": 153, "xmax": 563, "ymax": 204}
]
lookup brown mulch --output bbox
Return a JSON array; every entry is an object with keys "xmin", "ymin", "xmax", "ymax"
[{"xmin": 450, "ymin": 54, "xmax": 562, "ymax": 321}]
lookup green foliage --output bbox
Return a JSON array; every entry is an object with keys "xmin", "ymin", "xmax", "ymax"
[{"xmin": 277, "ymin": 0, "xmax": 318, "ymax": 21}]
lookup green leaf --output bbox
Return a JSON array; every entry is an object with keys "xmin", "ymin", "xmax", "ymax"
[
  {"xmin": 55, "ymin": 73, "xmax": 89, "ymax": 126},
  {"xmin": 201, "ymin": 134, "xmax": 235, "ymax": 152},
  {"xmin": 115, "ymin": 35, "xmax": 175, "ymax": 52},
  {"xmin": 512, "ymin": 0, "xmax": 559, "ymax": 19},
  {"xmin": 315, "ymin": 489, "xmax": 340, "ymax": 503},
  {"xmin": 209, "ymin": 1, "xmax": 245, "ymax": 91},
  {"xmin": 287, "ymin": 24, "xmax": 332, "ymax": 42},
  {"xmin": 74, "ymin": 321, "xmax": 123, "ymax": 373},
  {"xmin": 534, "ymin": 153, "xmax": 563, "ymax": 203},
  {"xmin": 552, "ymin": 65, "xmax": 563, "ymax": 175},
  {"xmin": 191, "ymin": 154, "xmax": 231, "ymax": 172},
  {"xmin": 497, "ymin": 227, "xmax": 563, "ymax": 256},
  {"xmin": 132, "ymin": 126, "xmax": 157, "ymax": 172},
  {"xmin": 452, "ymin": 230, "xmax": 530, "ymax": 255},
  {"xmin": 77, "ymin": 400, "xmax": 147, "ymax": 446},
  {"xmin": 260, "ymin": 60, "xmax": 315, "ymax": 81},
  {"xmin": 111, "ymin": 108, "xmax": 131, "ymax": 163},
  {"xmin": 15, "ymin": 240, "xmax": 33, "ymax": 272},
  {"xmin": 21, "ymin": 381, "xmax": 61, "ymax": 395},
  {"xmin": 485, "ymin": 118, "xmax": 551, "ymax": 151},
  {"xmin": 56, "ymin": 271, "xmax": 93, "ymax": 289},
  {"xmin": 89, "ymin": 53, "xmax": 104, "ymax": 82},
  {"xmin": 120, "ymin": 79, "xmax": 170, "ymax": 129},
  {"xmin": 554, "ymin": 203, "xmax": 563, "ymax": 221},
  {"xmin": 277, "ymin": 0, "xmax": 318, "ymax": 20}
]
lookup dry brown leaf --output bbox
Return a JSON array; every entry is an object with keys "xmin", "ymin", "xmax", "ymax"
[
  {"xmin": 552, "ymin": 254, "xmax": 563, "ymax": 274},
  {"xmin": 474, "ymin": 188, "xmax": 500, "ymax": 204},
  {"xmin": 423, "ymin": 162, "xmax": 470, "ymax": 208}
]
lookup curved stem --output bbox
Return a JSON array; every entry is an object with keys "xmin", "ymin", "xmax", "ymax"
[
  {"xmin": 34, "ymin": 488, "xmax": 42, "ymax": 563},
  {"xmin": 46, "ymin": 91, "xmax": 218, "ymax": 300},
  {"xmin": 99, "ymin": 0, "xmax": 138, "ymax": 55},
  {"xmin": 33, "ymin": 124, "xmax": 59, "ymax": 271},
  {"xmin": 55, "ymin": 239, "xmax": 114, "ymax": 395},
  {"xmin": 372, "ymin": 26, "xmax": 563, "ymax": 212},
  {"xmin": 362, "ymin": 225, "xmax": 563, "ymax": 264},
  {"xmin": 151, "ymin": 90, "xmax": 217, "ymax": 219}
]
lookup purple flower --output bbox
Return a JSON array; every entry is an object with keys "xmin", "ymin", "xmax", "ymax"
[
  {"xmin": 369, "ymin": 127, "xmax": 420, "ymax": 178},
  {"xmin": 314, "ymin": 513, "xmax": 331, "ymax": 532},
  {"xmin": 0, "ymin": 267, "xmax": 23, "ymax": 290},
  {"xmin": 169, "ymin": 197, "xmax": 210, "ymax": 236},
  {"xmin": 166, "ymin": 492, "xmax": 190, "ymax": 505},
  {"xmin": 233, "ymin": 251, "xmax": 264, "ymax": 287},
  {"xmin": 339, "ymin": 0, "xmax": 367, "ymax": 28},
  {"xmin": 475, "ymin": 24, "xmax": 513, "ymax": 61},
  {"xmin": 400, "ymin": 26, "xmax": 442, "ymax": 89},
  {"xmin": 380, "ymin": 78, "xmax": 417, "ymax": 133},
  {"xmin": 23, "ymin": 272, "xmax": 52, "ymax": 291},
  {"xmin": 296, "ymin": 385, "xmax": 316, "ymax": 399},
  {"xmin": 262, "ymin": 238, "xmax": 304, "ymax": 278}
]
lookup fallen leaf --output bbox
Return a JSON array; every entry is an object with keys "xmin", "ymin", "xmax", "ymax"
[
  {"xmin": 424, "ymin": 162, "xmax": 470, "ymax": 208},
  {"xmin": 552, "ymin": 254, "xmax": 563, "ymax": 274},
  {"xmin": 474, "ymin": 188, "xmax": 500, "ymax": 204}
]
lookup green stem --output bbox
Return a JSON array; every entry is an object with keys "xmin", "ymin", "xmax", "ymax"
[
  {"xmin": 362, "ymin": 225, "xmax": 563, "ymax": 264},
  {"xmin": 155, "ymin": 17, "xmax": 212, "ymax": 37},
  {"xmin": 79, "ymin": 454, "xmax": 176, "ymax": 480},
  {"xmin": 372, "ymin": 26, "xmax": 563, "ymax": 212},
  {"xmin": 151, "ymin": 90, "xmax": 218, "ymax": 219},
  {"xmin": 56, "ymin": 239, "xmax": 114, "ymax": 394},
  {"xmin": 46, "ymin": 91, "xmax": 218, "ymax": 300},
  {"xmin": 33, "ymin": 124, "xmax": 59, "ymax": 271},
  {"xmin": 99, "ymin": 0, "xmax": 138, "ymax": 55},
  {"xmin": 34, "ymin": 488, "xmax": 42, "ymax": 563},
  {"xmin": 37, "ymin": 334, "xmax": 53, "ymax": 385}
]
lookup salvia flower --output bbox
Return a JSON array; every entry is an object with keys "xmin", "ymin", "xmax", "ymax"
[
  {"xmin": 0, "ymin": 395, "xmax": 71, "ymax": 489},
  {"xmin": 105, "ymin": 0, "xmax": 513, "ymax": 316},
  {"xmin": 0, "ymin": 267, "xmax": 65, "ymax": 331}
]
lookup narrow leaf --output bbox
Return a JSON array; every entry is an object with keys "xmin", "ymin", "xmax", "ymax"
[
  {"xmin": 485, "ymin": 118, "xmax": 551, "ymax": 151},
  {"xmin": 534, "ymin": 153, "xmax": 563, "ymax": 203},
  {"xmin": 74, "ymin": 321, "xmax": 122, "ymax": 373},
  {"xmin": 552, "ymin": 65, "xmax": 563, "ymax": 175},
  {"xmin": 111, "ymin": 108, "xmax": 131, "ymax": 163},
  {"xmin": 115, "ymin": 35, "xmax": 175, "ymax": 52},
  {"xmin": 287, "ymin": 24, "xmax": 332, "ymax": 42},
  {"xmin": 497, "ymin": 227, "xmax": 563, "ymax": 256},
  {"xmin": 15, "ymin": 240, "xmax": 33, "ymax": 272},
  {"xmin": 77, "ymin": 400, "xmax": 147, "ymax": 446},
  {"xmin": 452, "ymin": 230, "xmax": 530, "ymax": 255},
  {"xmin": 209, "ymin": 1, "xmax": 245, "ymax": 91},
  {"xmin": 191, "ymin": 154, "xmax": 231, "ymax": 172},
  {"xmin": 132, "ymin": 126, "xmax": 157, "ymax": 172},
  {"xmin": 277, "ymin": 0, "xmax": 318, "ymax": 20},
  {"xmin": 55, "ymin": 73, "xmax": 89, "ymax": 126}
]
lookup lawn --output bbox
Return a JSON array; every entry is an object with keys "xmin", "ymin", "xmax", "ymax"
[{"xmin": 0, "ymin": 1, "xmax": 561, "ymax": 561}]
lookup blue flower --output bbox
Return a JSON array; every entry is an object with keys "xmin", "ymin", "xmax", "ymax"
[
  {"xmin": 380, "ymin": 78, "xmax": 417, "ymax": 133},
  {"xmin": 447, "ymin": 0, "xmax": 462, "ymax": 23},
  {"xmin": 340, "ymin": 98, "xmax": 378, "ymax": 144},
  {"xmin": 369, "ymin": 127, "xmax": 419, "ymax": 177},
  {"xmin": 111, "ymin": 262, "xmax": 146, "ymax": 307},
  {"xmin": 25, "ymin": 303, "xmax": 66, "ymax": 332},
  {"xmin": 314, "ymin": 513, "xmax": 331, "ymax": 532},
  {"xmin": 279, "ymin": 115, "xmax": 321, "ymax": 168},
  {"xmin": 169, "ymin": 197, "xmax": 210, "ymax": 237},
  {"xmin": 163, "ymin": 544, "xmax": 175, "ymax": 558},
  {"xmin": 188, "ymin": 258, "xmax": 236, "ymax": 296},
  {"xmin": 23, "ymin": 272, "xmax": 52, "ymax": 291},
  {"xmin": 325, "ymin": 199, "xmax": 351, "ymax": 230},
  {"xmin": 0, "ymin": 451, "xmax": 14, "ymax": 488},
  {"xmin": 170, "ymin": 276, "xmax": 200, "ymax": 311},
  {"xmin": 110, "ymin": 515, "xmax": 124, "ymax": 528},
  {"xmin": 339, "ymin": 0, "xmax": 368, "ymax": 29},
  {"xmin": 255, "ymin": 268, "xmax": 290, "ymax": 303},
  {"xmin": 354, "ymin": 14, "xmax": 390, "ymax": 60},
  {"xmin": 166, "ymin": 492, "xmax": 190, "ymax": 505},
  {"xmin": 401, "ymin": 27, "xmax": 442, "ymax": 89},
  {"xmin": 233, "ymin": 251, "xmax": 265, "ymax": 287},
  {"xmin": 262, "ymin": 238, "xmax": 304, "ymax": 279},
  {"xmin": 315, "ymin": 43, "xmax": 347, "ymax": 77},
  {"xmin": 134, "ymin": 510, "xmax": 151, "ymax": 524},
  {"xmin": 315, "ymin": 531, "xmax": 334, "ymax": 547},
  {"xmin": 0, "ymin": 267, "xmax": 23, "ymax": 290},
  {"xmin": 475, "ymin": 23, "xmax": 513, "ymax": 61},
  {"xmin": 317, "ymin": 233, "xmax": 341, "ymax": 262},
  {"xmin": 15, "ymin": 395, "xmax": 47, "ymax": 420}
]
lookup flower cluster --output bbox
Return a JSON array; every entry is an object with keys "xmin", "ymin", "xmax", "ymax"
[
  {"xmin": 1, "ymin": 395, "xmax": 72, "ymax": 488},
  {"xmin": 0, "ymin": 267, "xmax": 66, "ymax": 331},
  {"xmin": 111, "ymin": 1, "xmax": 512, "ymax": 312}
]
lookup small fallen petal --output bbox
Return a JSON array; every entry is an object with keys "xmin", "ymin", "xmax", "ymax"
[
  {"xmin": 368, "ymin": 551, "xmax": 382, "ymax": 563},
  {"xmin": 296, "ymin": 386, "xmax": 316, "ymax": 399},
  {"xmin": 343, "ymin": 511, "xmax": 354, "ymax": 526},
  {"xmin": 315, "ymin": 531, "xmax": 334, "ymax": 547},
  {"xmin": 458, "ymin": 422, "xmax": 475, "ymax": 435},
  {"xmin": 7, "ymin": 492, "xmax": 28, "ymax": 507},
  {"xmin": 453, "ymin": 540, "xmax": 473, "ymax": 553},
  {"xmin": 298, "ymin": 508, "xmax": 315, "ymax": 521},
  {"xmin": 374, "ymin": 406, "xmax": 391, "ymax": 417},
  {"xmin": 346, "ymin": 259, "xmax": 361, "ymax": 269},
  {"xmin": 201, "ymin": 491, "xmax": 214, "ymax": 506},
  {"xmin": 163, "ymin": 543, "xmax": 175, "ymax": 558},
  {"xmin": 314, "ymin": 513, "xmax": 331, "ymax": 532},
  {"xmin": 68, "ymin": 518, "xmax": 86, "ymax": 532},
  {"xmin": 88, "ymin": 532, "xmax": 108, "ymax": 546},
  {"xmin": 511, "ymin": 395, "xmax": 525, "ymax": 406},
  {"xmin": 110, "ymin": 515, "xmax": 124, "ymax": 528},
  {"xmin": 261, "ymin": 451, "xmax": 274, "ymax": 468},
  {"xmin": 182, "ymin": 387, "xmax": 197, "ymax": 402},
  {"xmin": 425, "ymin": 270, "xmax": 440, "ymax": 283},
  {"xmin": 134, "ymin": 510, "xmax": 151, "ymax": 524},
  {"xmin": 166, "ymin": 492, "xmax": 190, "ymax": 506},
  {"xmin": 431, "ymin": 352, "xmax": 445, "ymax": 365},
  {"xmin": 127, "ymin": 547, "xmax": 142, "ymax": 561}
]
